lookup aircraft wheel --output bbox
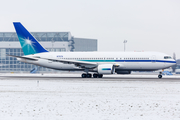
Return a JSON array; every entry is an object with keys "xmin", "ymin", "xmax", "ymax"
[
  {"xmin": 98, "ymin": 74, "xmax": 103, "ymax": 78},
  {"xmin": 93, "ymin": 73, "xmax": 98, "ymax": 78},
  {"xmin": 81, "ymin": 73, "xmax": 87, "ymax": 78},
  {"xmin": 158, "ymin": 74, "xmax": 162, "ymax": 79},
  {"xmin": 87, "ymin": 74, "xmax": 92, "ymax": 78}
]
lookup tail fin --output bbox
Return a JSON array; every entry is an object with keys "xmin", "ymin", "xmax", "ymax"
[{"xmin": 13, "ymin": 22, "xmax": 48, "ymax": 55}]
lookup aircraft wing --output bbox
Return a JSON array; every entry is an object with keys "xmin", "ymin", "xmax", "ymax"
[
  {"xmin": 8, "ymin": 55, "xmax": 98, "ymax": 69},
  {"xmin": 40, "ymin": 57, "xmax": 98, "ymax": 69}
]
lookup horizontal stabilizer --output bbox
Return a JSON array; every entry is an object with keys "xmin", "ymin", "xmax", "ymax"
[{"xmin": 7, "ymin": 55, "xmax": 38, "ymax": 61}]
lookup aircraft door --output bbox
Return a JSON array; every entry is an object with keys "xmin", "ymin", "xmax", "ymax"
[
  {"xmin": 48, "ymin": 60, "xmax": 52, "ymax": 63},
  {"xmin": 48, "ymin": 55, "xmax": 53, "ymax": 63},
  {"xmin": 151, "ymin": 55, "xmax": 156, "ymax": 63}
]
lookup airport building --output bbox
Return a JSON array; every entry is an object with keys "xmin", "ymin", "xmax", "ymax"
[{"xmin": 0, "ymin": 32, "xmax": 97, "ymax": 73}]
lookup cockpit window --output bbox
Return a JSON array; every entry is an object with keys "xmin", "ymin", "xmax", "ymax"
[{"xmin": 164, "ymin": 56, "xmax": 172, "ymax": 59}]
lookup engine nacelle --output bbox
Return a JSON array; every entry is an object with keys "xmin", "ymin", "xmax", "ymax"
[
  {"xmin": 98, "ymin": 64, "xmax": 115, "ymax": 74},
  {"xmin": 116, "ymin": 71, "xmax": 131, "ymax": 74}
]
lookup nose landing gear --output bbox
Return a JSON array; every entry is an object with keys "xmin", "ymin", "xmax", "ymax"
[{"xmin": 158, "ymin": 72, "xmax": 162, "ymax": 79}]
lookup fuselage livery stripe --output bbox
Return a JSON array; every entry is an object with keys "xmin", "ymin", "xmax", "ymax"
[{"xmin": 102, "ymin": 68, "xmax": 111, "ymax": 70}]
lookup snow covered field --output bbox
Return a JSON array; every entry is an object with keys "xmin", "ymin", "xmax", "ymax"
[{"xmin": 0, "ymin": 74, "xmax": 180, "ymax": 120}]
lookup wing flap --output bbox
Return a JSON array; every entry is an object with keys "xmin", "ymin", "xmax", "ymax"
[{"xmin": 41, "ymin": 57, "xmax": 98, "ymax": 68}]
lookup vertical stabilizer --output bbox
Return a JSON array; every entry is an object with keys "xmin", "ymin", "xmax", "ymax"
[{"xmin": 13, "ymin": 22, "xmax": 48, "ymax": 55}]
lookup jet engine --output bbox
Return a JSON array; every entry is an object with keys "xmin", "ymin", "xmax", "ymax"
[{"xmin": 97, "ymin": 64, "xmax": 115, "ymax": 74}]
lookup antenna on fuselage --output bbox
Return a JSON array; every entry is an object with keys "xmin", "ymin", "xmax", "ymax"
[{"xmin": 123, "ymin": 40, "xmax": 127, "ymax": 52}]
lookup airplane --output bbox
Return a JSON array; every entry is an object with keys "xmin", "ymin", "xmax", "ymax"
[{"xmin": 8, "ymin": 22, "xmax": 176, "ymax": 79}]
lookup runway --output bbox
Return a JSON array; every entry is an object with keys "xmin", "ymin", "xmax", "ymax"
[
  {"xmin": 0, "ymin": 73, "xmax": 180, "ymax": 120},
  {"xmin": 0, "ymin": 73, "xmax": 180, "ymax": 81}
]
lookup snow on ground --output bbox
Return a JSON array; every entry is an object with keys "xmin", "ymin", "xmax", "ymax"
[{"xmin": 0, "ymin": 74, "xmax": 180, "ymax": 120}]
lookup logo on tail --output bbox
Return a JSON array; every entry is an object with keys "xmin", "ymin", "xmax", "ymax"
[{"xmin": 13, "ymin": 22, "xmax": 48, "ymax": 55}]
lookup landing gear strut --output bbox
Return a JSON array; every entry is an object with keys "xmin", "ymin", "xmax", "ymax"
[{"xmin": 158, "ymin": 72, "xmax": 162, "ymax": 79}]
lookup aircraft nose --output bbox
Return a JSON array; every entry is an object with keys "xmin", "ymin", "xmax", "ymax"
[
  {"xmin": 171, "ymin": 59, "xmax": 177, "ymax": 66},
  {"xmin": 173, "ymin": 60, "xmax": 177, "ymax": 65}
]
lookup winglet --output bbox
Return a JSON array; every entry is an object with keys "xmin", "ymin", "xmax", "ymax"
[{"xmin": 13, "ymin": 22, "xmax": 48, "ymax": 55}]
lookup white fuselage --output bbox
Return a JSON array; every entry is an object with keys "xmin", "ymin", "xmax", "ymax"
[{"xmin": 17, "ymin": 51, "xmax": 176, "ymax": 72}]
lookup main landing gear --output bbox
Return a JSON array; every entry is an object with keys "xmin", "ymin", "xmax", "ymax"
[
  {"xmin": 81, "ymin": 73, "xmax": 103, "ymax": 78},
  {"xmin": 158, "ymin": 72, "xmax": 162, "ymax": 79}
]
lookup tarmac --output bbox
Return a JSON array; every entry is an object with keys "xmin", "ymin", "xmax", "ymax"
[{"xmin": 0, "ymin": 73, "xmax": 180, "ymax": 81}]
